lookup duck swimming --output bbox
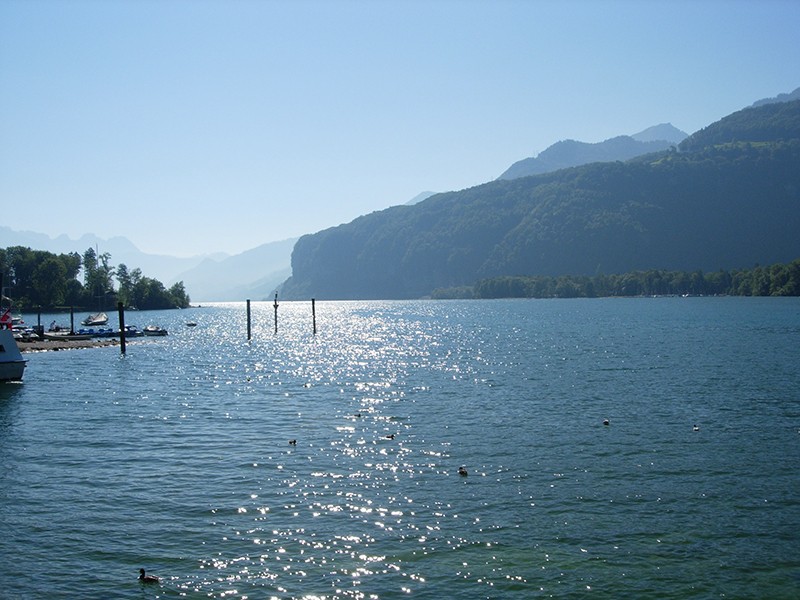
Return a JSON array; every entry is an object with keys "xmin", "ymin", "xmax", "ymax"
[
  {"xmin": 458, "ymin": 466, "xmax": 468, "ymax": 477},
  {"xmin": 138, "ymin": 569, "xmax": 159, "ymax": 583}
]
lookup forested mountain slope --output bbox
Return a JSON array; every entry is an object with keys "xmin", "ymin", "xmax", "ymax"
[{"xmin": 281, "ymin": 100, "xmax": 800, "ymax": 300}]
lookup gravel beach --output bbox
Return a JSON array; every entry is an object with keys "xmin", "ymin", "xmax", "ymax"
[{"xmin": 18, "ymin": 338, "xmax": 122, "ymax": 352}]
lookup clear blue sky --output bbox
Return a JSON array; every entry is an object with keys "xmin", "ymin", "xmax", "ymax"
[{"xmin": 2, "ymin": 0, "xmax": 798, "ymax": 257}]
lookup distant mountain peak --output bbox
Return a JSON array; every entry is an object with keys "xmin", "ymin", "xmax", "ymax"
[
  {"xmin": 630, "ymin": 123, "xmax": 688, "ymax": 144},
  {"xmin": 498, "ymin": 123, "xmax": 687, "ymax": 181},
  {"xmin": 405, "ymin": 191, "xmax": 437, "ymax": 206}
]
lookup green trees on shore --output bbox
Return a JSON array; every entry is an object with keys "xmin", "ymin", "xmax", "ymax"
[
  {"xmin": 0, "ymin": 246, "xmax": 191, "ymax": 311},
  {"xmin": 433, "ymin": 259, "xmax": 800, "ymax": 299}
]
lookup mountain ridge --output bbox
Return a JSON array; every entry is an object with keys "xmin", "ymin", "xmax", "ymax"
[
  {"xmin": 750, "ymin": 86, "xmax": 800, "ymax": 107},
  {"xmin": 280, "ymin": 99, "xmax": 800, "ymax": 300},
  {"xmin": 497, "ymin": 123, "xmax": 688, "ymax": 180},
  {"xmin": 7, "ymin": 93, "xmax": 798, "ymax": 302}
]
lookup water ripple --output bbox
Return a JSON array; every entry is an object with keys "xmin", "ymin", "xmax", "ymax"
[{"xmin": 2, "ymin": 299, "xmax": 799, "ymax": 598}]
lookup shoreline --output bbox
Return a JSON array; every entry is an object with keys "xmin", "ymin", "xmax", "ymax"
[{"xmin": 18, "ymin": 338, "xmax": 122, "ymax": 352}]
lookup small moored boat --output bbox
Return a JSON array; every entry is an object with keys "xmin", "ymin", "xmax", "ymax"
[
  {"xmin": 77, "ymin": 327, "xmax": 116, "ymax": 338},
  {"xmin": 82, "ymin": 312, "xmax": 109, "ymax": 326},
  {"xmin": 143, "ymin": 325, "xmax": 168, "ymax": 336},
  {"xmin": 117, "ymin": 325, "xmax": 144, "ymax": 338},
  {"xmin": 43, "ymin": 331, "xmax": 93, "ymax": 341}
]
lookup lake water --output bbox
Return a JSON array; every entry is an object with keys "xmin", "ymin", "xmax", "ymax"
[{"xmin": 1, "ymin": 298, "xmax": 799, "ymax": 599}]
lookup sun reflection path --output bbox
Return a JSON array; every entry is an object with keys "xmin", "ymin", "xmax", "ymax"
[{"xmin": 178, "ymin": 302, "xmax": 533, "ymax": 597}]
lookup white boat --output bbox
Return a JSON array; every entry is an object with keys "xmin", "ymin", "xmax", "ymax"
[
  {"xmin": 0, "ymin": 328, "xmax": 27, "ymax": 381},
  {"xmin": 82, "ymin": 312, "xmax": 109, "ymax": 326},
  {"xmin": 143, "ymin": 325, "xmax": 168, "ymax": 336},
  {"xmin": 43, "ymin": 331, "xmax": 93, "ymax": 341},
  {"xmin": 118, "ymin": 325, "xmax": 144, "ymax": 338}
]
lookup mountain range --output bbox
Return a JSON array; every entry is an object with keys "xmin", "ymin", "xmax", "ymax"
[
  {"xmin": 3, "ymin": 125, "xmax": 691, "ymax": 302},
  {"xmin": 172, "ymin": 238, "xmax": 296, "ymax": 302},
  {"xmin": 280, "ymin": 98, "xmax": 800, "ymax": 299},
  {"xmin": 497, "ymin": 123, "xmax": 687, "ymax": 180},
  {"xmin": 6, "ymin": 88, "xmax": 799, "ymax": 301},
  {"xmin": 0, "ymin": 226, "xmax": 295, "ymax": 302}
]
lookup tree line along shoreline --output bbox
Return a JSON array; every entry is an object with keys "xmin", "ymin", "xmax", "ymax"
[
  {"xmin": 1, "ymin": 246, "xmax": 190, "ymax": 311},
  {"xmin": 432, "ymin": 259, "xmax": 800, "ymax": 299},
  {"xmin": 4, "ymin": 245, "xmax": 798, "ymax": 306}
]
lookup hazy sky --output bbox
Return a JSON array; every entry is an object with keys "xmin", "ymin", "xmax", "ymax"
[{"xmin": 2, "ymin": 0, "xmax": 798, "ymax": 257}]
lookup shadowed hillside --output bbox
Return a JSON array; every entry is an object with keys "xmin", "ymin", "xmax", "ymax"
[{"xmin": 281, "ymin": 100, "xmax": 800, "ymax": 300}]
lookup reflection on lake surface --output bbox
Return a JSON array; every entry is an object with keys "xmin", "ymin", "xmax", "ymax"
[{"xmin": 1, "ymin": 298, "xmax": 799, "ymax": 598}]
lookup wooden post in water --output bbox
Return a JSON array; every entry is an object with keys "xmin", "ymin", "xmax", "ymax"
[
  {"xmin": 311, "ymin": 298, "xmax": 317, "ymax": 335},
  {"xmin": 118, "ymin": 302, "xmax": 126, "ymax": 355},
  {"xmin": 246, "ymin": 299, "xmax": 251, "ymax": 340},
  {"xmin": 70, "ymin": 306, "xmax": 75, "ymax": 334},
  {"xmin": 273, "ymin": 293, "xmax": 279, "ymax": 334}
]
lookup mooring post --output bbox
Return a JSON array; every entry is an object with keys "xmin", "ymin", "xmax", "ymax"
[
  {"xmin": 70, "ymin": 306, "xmax": 75, "ymax": 334},
  {"xmin": 118, "ymin": 302, "xmax": 126, "ymax": 355},
  {"xmin": 312, "ymin": 298, "xmax": 317, "ymax": 335},
  {"xmin": 246, "ymin": 299, "xmax": 251, "ymax": 340},
  {"xmin": 273, "ymin": 293, "xmax": 279, "ymax": 334},
  {"xmin": 35, "ymin": 307, "xmax": 43, "ymax": 339}
]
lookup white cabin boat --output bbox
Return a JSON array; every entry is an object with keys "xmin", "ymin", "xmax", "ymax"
[{"xmin": 0, "ymin": 328, "xmax": 26, "ymax": 381}]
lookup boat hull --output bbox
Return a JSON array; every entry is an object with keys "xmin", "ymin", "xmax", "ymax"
[
  {"xmin": 0, "ymin": 329, "xmax": 27, "ymax": 381},
  {"xmin": 0, "ymin": 360, "xmax": 26, "ymax": 381}
]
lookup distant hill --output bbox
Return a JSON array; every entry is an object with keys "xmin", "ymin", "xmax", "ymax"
[
  {"xmin": 630, "ymin": 123, "xmax": 688, "ymax": 144},
  {"xmin": 497, "ymin": 123, "xmax": 687, "ymax": 180},
  {"xmin": 1, "ymin": 227, "xmax": 296, "ymax": 302},
  {"xmin": 750, "ymin": 86, "xmax": 800, "ymax": 107},
  {"xmin": 405, "ymin": 191, "xmax": 437, "ymax": 205},
  {"xmin": 0, "ymin": 227, "xmax": 216, "ymax": 284},
  {"xmin": 281, "ymin": 100, "xmax": 800, "ymax": 300},
  {"xmin": 175, "ymin": 238, "xmax": 296, "ymax": 301}
]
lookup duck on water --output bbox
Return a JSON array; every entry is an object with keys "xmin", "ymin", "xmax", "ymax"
[{"xmin": 138, "ymin": 568, "xmax": 159, "ymax": 583}]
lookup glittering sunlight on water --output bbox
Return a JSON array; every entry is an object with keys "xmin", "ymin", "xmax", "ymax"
[{"xmin": 1, "ymin": 298, "xmax": 799, "ymax": 599}]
